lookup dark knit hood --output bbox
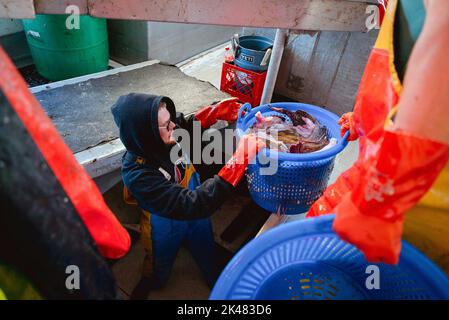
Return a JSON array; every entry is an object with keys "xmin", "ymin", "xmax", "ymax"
[{"xmin": 111, "ymin": 93, "xmax": 176, "ymax": 169}]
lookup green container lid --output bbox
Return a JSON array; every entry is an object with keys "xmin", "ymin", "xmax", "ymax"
[{"xmin": 22, "ymin": 14, "xmax": 109, "ymax": 81}]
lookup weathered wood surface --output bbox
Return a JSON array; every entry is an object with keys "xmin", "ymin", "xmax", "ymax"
[
  {"xmin": 88, "ymin": 0, "xmax": 372, "ymax": 31},
  {"xmin": 7, "ymin": 0, "xmax": 378, "ymax": 32},
  {"xmin": 33, "ymin": 0, "xmax": 89, "ymax": 14}
]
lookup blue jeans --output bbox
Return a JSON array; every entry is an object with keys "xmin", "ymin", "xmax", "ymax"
[{"xmin": 149, "ymin": 214, "xmax": 214, "ymax": 287}]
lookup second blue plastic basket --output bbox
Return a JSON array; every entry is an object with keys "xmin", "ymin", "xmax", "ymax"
[
  {"xmin": 236, "ymin": 102, "xmax": 349, "ymax": 214},
  {"xmin": 210, "ymin": 215, "xmax": 449, "ymax": 300}
]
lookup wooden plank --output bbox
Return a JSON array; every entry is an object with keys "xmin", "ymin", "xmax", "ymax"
[
  {"xmin": 33, "ymin": 0, "xmax": 89, "ymax": 15},
  {"xmin": 4, "ymin": 0, "xmax": 376, "ymax": 31},
  {"xmin": 0, "ymin": 0, "xmax": 35, "ymax": 18},
  {"xmin": 74, "ymin": 138, "xmax": 124, "ymax": 179},
  {"xmin": 2, "ymin": 0, "xmax": 376, "ymax": 31},
  {"xmin": 325, "ymin": 31, "xmax": 378, "ymax": 115},
  {"xmin": 86, "ymin": 0, "xmax": 372, "ymax": 32},
  {"xmin": 346, "ymin": 0, "xmax": 378, "ymax": 3}
]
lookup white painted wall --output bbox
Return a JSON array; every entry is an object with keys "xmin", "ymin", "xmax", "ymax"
[
  {"xmin": 146, "ymin": 22, "xmax": 240, "ymax": 64},
  {"xmin": 108, "ymin": 20, "xmax": 240, "ymax": 65}
]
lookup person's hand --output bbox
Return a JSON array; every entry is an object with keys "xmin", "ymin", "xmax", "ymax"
[
  {"xmin": 194, "ymin": 97, "xmax": 241, "ymax": 128},
  {"xmin": 218, "ymin": 134, "xmax": 266, "ymax": 187},
  {"xmin": 307, "ymin": 162, "xmax": 362, "ymax": 218},
  {"xmin": 338, "ymin": 112, "xmax": 358, "ymax": 141},
  {"xmin": 233, "ymin": 134, "xmax": 266, "ymax": 165},
  {"xmin": 213, "ymin": 97, "xmax": 242, "ymax": 123}
]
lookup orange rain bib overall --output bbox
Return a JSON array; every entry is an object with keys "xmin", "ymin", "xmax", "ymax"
[{"xmin": 307, "ymin": 0, "xmax": 449, "ymax": 269}]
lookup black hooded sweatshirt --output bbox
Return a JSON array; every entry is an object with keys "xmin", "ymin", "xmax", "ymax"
[{"xmin": 111, "ymin": 93, "xmax": 234, "ymax": 220}]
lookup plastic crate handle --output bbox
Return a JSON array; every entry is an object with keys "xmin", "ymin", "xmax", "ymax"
[{"xmin": 237, "ymin": 103, "xmax": 252, "ymax": 124}]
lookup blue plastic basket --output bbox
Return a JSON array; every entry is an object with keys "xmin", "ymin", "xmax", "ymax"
[
  {"xmin": 236, "ymin": 102, "xmax": 349, "ymax": 214},
  {"xmin": 210, "ymin": 215, "xmax": 449, "ymax": 300}
]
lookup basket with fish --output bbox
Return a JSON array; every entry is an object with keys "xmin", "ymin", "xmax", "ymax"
[{"xmin": 236, "ymin": 102, "xmax": 349, "ymax": 214}]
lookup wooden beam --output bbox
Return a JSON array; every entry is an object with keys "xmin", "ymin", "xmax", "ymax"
[
  {"xmin": 1, "ymin": 0, "xmax": 374, "ymax": 31},
  {"xmin": 34, "ymin": 0, "xmax": 89, "ymax": 15},
  {"xmin": 88, "ymin": 0, "xmax": 372, "ymax": 31},
  {"xmin": 0, "ymin": 0, "xmax": 35, "ymax": 19}
]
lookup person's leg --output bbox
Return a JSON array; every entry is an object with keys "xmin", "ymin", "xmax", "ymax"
[
  {"xmin": 139, "ymin": 211, "xmax": 154, "ymax": 278},
  {"xmin": 130, "ymin": 211, "xmax": 154, "ymax": 300},
  {"xmin": 131, "ymin": 214, "xmax": 186, "ymax": 299},
  {"xmin": 186, "ymin": 218, "xmax": 215, "ymax": 287},
  {"xmin": 150, "ymin": 215, "xmax": 187, "ymax": 287}
]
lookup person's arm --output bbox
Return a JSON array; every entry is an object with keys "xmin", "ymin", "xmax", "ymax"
[
  {"xmin": 394, "ymin": 0, "xmax": 449, "ymax": 144},
  {"xmin": 193, "ymin": 97, "xmax": 242, "ymax": 129},
  {"xmin": 127, "ymin": 134, "xmax": 265, "ymax": 220},
  {"xmin": 174, "ymin": 97, "xmax": 242, "ymax": 133},
  {"xmin": 127, "ymin": 165, "xmax": 234, "ymax": 220}
]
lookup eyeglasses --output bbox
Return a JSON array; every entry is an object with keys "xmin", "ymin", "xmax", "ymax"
[{"xmin": 159, "ymin": 120, "xmax": 172, "ymax": 131}]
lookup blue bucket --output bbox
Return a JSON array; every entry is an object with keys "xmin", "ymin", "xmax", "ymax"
[
  {"xmin": 233, "ymin": 35, "xmax": 273, "ymax": 72},
  {"xmin": 236, "ymin": 102, "xmax": 349, "ymax": 214},
  {"xmin": 210, "ymin": 214, "xmax": 449, "ymax": 300}
]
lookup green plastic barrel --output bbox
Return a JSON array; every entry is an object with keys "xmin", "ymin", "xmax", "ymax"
[{"xmin": 22, "ymin": 14, "xmax": 109, "ymax": 81}]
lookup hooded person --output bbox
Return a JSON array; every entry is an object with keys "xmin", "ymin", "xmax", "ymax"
[{"xmin": 111, "ymin": 93, "xmax": 264, "ymax": 297}]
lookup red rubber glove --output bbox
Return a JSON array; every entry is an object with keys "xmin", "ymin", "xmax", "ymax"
[
  {"xmin": 307, "ymin": 112, "xmax": 358, "ymax": 217},
  {"xmin": 218, "ymin": 134, "xmax": 266, "ymax": 187},
  {"xmin": 332, "ymin": 130, "xmax": 449, "ymax": 264},
  {"xmin": 307, "ymin": 162, "xmax": 362, "ymax": 218},
  {"xmin": 195, "ymin": 97, "xmax": 242, "ymax": 128},
  {"xmin": 338, "ymin": 112, "xmax": 359, "ymax": 141}
]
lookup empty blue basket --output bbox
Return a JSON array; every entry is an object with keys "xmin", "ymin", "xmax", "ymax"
[
  {"xmin": 210, "ymin": 215, "xmax": 449, "ymax": 300},
  {"xmin": 236, "ymin": 102, "xmax": 349, "ymax": 214}
]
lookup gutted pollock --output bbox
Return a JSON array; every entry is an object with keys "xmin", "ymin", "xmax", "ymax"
[
  {"xmin": 249, "ymin": 107, "xmax": 331, "ymax": 154},
  {"xmin": 252, "ymin": 111, "xmax": 284, "ymax": 129},
  {"xmin": 269, "ymin": 106, "xmax": 317, "ymax": 126}
]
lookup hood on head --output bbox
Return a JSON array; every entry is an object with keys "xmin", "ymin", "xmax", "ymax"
[{"xmin": 111, "ymin": 93, "xmax": 176, "ymax": 160}]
